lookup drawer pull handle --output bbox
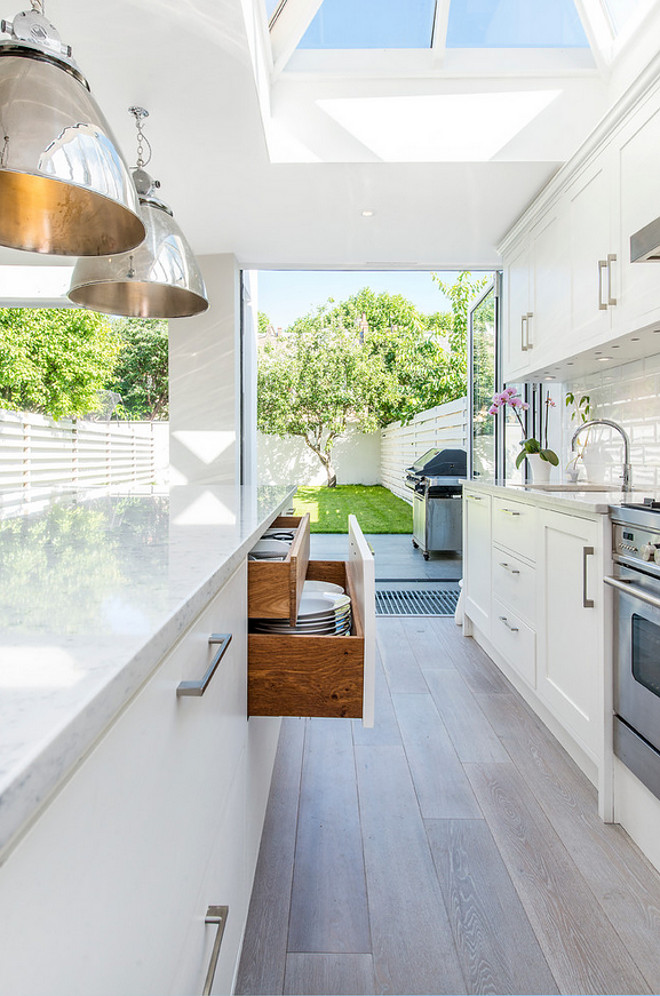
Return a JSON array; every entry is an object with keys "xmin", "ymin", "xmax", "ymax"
[
  {"xmin": 176, "ymin": 634, "xmax": 232, "ymax": 697},
  {"xmin": 499, "ymin": 562, "xmax": 520, "ymax": 575},
  {"xmin": 467, "ymin": 494, "xmax": 483, "ymax": 501},
  {"xmin": 202, "ymin": 905, "xmax": 229, "ymax": 996},
  {"xmin": 499, "ymin": 615, "xmax": 519, "ymax": 633},
  {"xmin": 582, "ymin": 547, "xmax": 595, "ymax": 609},
  {"xmin": 598, "ymin": 258, "xmax": 608, "ymax": 310},
  {"xmin": 501, "ymin": 508, "xmax": 521, "ymax": 516},
  {"xmin": 607, "ymin": 253, "xmax": 617, "ymax": 307}
]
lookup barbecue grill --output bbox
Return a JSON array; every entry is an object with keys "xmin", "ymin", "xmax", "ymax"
[{"xmin": 404, "ymin": 448, "xmax": 467, "ymax": 559}]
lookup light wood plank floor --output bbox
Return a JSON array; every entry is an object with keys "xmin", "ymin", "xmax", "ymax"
[{"xmin": 236, "ymin": 618, "xmax": 660, "ymax": 996}]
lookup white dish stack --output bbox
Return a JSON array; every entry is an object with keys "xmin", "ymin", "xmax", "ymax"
[{"xmin": 250, "ymin": 586, "xmax": 352, "ymax": 637}]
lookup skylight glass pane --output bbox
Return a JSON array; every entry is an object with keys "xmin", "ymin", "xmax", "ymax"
[
  {"xmin": 602, "ymin": 0, "xmax": 645, "ymax": 33},
  {"xmin": 299, "ymin": 0, "xmax": 437, "ymax": 49},
  {"xmin": 446, "ymin": 0, "xmax": 590, "ymax": 47}
]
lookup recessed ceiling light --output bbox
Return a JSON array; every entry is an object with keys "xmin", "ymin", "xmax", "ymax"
[
  {"xmin": 567, "ymin": 361, "xmax": 574, "ymax": 366},
  {"xmin": 631, "ymin": 336, "xmax": 640, "ymax": 341},
  {"xmin": 595, "ymin": 350, "xmax": 602, "ymax": 355},
  {"xmin": 361, "ymin": 209, "xmax": 375, "ymax": 217},
  {"xmin": 597, "ymin": 356, "xmax": 613, "ymax": 362},
  {"xmin": 612, "ymin": 344, "xmax": 620, "ymax": 348},
  {"xmin": 545, "ymin": 375, "xmax": 556, "ymax": 379}
]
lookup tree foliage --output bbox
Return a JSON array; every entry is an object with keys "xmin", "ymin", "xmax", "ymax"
[
  {"xmin": 0, "ymin": 308, "xmax": 121, "ymax": 419},
  {"xmin": 257, "ymin": 311, "xmax": 396, "ymax": 486},
  {"xmin": 257, "ymin": 273, "xmax": 487, "ymax": 485},
  {"xmin": 110, "ymin": 317, "xmax": 169, "ymax": 420}
]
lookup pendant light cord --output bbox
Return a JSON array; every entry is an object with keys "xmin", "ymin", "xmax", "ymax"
[
  {"xmin": 30, "ymin": 0, "xmax": 44, "ymax": 14},
  {"xmin": 129, "ymin": 106, "xmax": 152, "ymax": 169}
]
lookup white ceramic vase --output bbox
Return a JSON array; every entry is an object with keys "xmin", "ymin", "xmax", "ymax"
[{"xmin": 527, "ymin": 453, "xmax": 552, "ymax": 484}]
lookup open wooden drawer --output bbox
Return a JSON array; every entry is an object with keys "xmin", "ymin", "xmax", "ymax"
[
  {"xmin": 248, "ymin": 515, "xmax": 375, "ymax": 726},
  {"xmin": 247, "ymin": 514, "xmax": 310, "ymax": 626}
]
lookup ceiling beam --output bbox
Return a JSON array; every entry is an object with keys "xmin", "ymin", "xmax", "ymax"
[
  {"xmin": 270, "ymin": 0, "xmax": 325, "ymax": 79},
  {"xmin": 431, "ymin": 0, "xmax": 451, "ymax": 63}
]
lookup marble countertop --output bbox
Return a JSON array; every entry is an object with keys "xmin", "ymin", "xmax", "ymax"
[
  {"xmin": 463, "ymin": 480, "xmax": 654, "ymax": 515},
  {"xmin": 0, "ymin": 483, "xmax": 295, "ymax": 857}
]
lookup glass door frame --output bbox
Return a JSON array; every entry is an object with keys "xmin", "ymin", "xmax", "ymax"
[{"xmin": 468, "ymin": 271, "xmax": 504, "ymax": 480}]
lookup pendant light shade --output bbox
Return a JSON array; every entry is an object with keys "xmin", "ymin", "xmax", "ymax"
[
  {"xmin": 68, "ymin": 108, "xmax": 208, "ymax": 318},
  {"xmin": 0, "ymin": 7, "xmax": 145, "ymax": 256}
]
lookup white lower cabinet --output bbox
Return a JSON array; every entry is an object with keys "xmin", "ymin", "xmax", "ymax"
[
  {"xmin": 463, "ymin": 489, "xmax": 492, "ymax": 636},
  {"xmin": 536, "ymin": 509, "xmax": 603, "ymax": 762},
  {"xmin": 0, "ymin": 560, "xmax": 276, "ymax": 996}
]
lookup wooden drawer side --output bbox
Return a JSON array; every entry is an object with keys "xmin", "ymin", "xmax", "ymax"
[
  {"xmin": 247, "ymin": 513, "xmax": 310, "ymax": 624},
  {"xmin": 248, "ymin": 560, "xmax": 365, "ymax": 719}
]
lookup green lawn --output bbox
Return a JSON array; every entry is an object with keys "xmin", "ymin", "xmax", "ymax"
[{"xmin": 293, "ymin": 485, "xmax": 413, "ymax": 534}]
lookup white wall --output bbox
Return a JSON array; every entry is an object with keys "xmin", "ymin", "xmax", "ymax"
[
  {"xmin": 257, "ymin": 427, "xmax": 381, "ymax": 486},
  {"xmin": 562, "ymin": 352, "xmax": 660, "ymax": 489},
  {"xmin": 168, "ymin": 255, "xmax": 240, "ymax": 486},
  {"xmin": 380, "ymin": 398, "xmax": 469, "ymax": 502}
]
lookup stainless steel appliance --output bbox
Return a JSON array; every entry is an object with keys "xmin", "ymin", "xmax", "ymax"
[
  {"xmin": 404, "ymin": 448, "xmax": 466, "ymax": 559},
  {"xmin": 606, "ymin": 500, "xmax": 660, "ymax": 798}
]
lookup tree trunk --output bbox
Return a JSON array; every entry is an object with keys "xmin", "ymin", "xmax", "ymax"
[{"xmin": 304, "ymin": 437, "xmax": 337, "ymax": 487}]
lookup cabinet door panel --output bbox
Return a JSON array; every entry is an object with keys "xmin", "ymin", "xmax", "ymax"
[
  {"xmin": 503, "ymin": 240, "xmax": 531, "ymax": 381},
  {"xmin": 568, "ymin": 162, "xmax": 613, "ymax": 346},
  {"xmin": 617, "ymin": 101, "xmax": 660, "ymax": 329},
  {"xmin": 531, "ymin": 210, "xmax": 571, "ymax": 370},
  {"xmin": 492, "ymin": 497, "xmax": 537, "ymax": 561},
  {"xmin": 537, "ymin": 512, "xmax": 600, "ymax": 760},
  {"xmin": 491, "ymin": 595, "xmax": 536, "ymax": 688},
  {"xmin": 463, "ymin": 490, "xmax": 492, "ymax": 635}
]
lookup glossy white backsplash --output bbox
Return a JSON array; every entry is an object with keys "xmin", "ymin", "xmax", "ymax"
[{"xmin": 562, "ymin": 350, "xmax": 660, "ymax": 489}]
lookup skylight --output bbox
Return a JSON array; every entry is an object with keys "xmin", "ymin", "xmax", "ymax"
[
  {"xmin": 601, "ymin": 0, "xmax": 647, "ymax": 33},
  {"xmin": 446, "ymin": 0, "xmax": 590, "ymax": 48},
  {"xmin": 298, "ymin": 0, "xmax": 437, "ymax": 49}
]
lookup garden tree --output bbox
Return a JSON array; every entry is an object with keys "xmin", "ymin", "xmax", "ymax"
[
  {"xmin": 258, "ymin": 312, "xmax": 271, "ymax": 337},
  {"xmin": 257, "ymin": 312, "xmax": 397, "ymax": 487},
  {"xmin": 431, "ymin": 271, "xmax": 489, "ymax": 402},
  {"xmin": 109, "ymin": 317, "xmax": 169, "ymax": 420},
  {"xmin": 0, "ymin": 308, "xmax": 120, "ymax": 419}
]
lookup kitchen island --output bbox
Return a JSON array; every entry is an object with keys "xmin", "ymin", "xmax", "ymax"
[{"xmin": 0, "ymin": 483, "xmax": 295, "ymax": 996}]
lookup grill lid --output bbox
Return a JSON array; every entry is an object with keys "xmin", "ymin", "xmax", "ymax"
[{"xmin": 407, "ymin": 448, "xmax": 467, "ymax": 478}]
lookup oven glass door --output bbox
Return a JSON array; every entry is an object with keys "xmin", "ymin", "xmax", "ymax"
[{"xmin": 614, "ymin": 565, "xmax": 660, "ymax": 753}]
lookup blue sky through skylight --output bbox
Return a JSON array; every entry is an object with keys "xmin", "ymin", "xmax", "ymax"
[
  {"xmin": 446, "ymin": 0, "xmax": 589, "ymax": 47},
  {"xmin": 299, "ymin": 0, "xmax": 437, "ymax": 49}
]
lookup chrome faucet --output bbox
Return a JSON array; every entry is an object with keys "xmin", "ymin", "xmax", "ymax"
[{"xmin": 571, "ymin": 418, "xmax": 632, "ymax": 493}]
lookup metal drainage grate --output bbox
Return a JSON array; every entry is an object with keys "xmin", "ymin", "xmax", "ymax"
[{"xmin": 376, "ymin": 587, "xmax": 460, "ymax": 617}]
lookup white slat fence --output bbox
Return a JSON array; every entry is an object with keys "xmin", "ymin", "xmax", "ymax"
[
  {"xmin": 0, "ymin": 408, "xmax": 158, "ymax": 499},
  {"xmin": 380, "ymin": 397, "xmax": 468, "ymax": 502}
]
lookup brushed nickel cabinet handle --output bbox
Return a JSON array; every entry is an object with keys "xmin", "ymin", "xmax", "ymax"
[
  {"xmin": 466, "ymin": 494, "xmax": 483, "ymax": 501},
  {"xmin": 501, "ymin": 508, "xmax": 521, "ymax": 516},
  {"xmin": 176, "ymin": 634, "xmax": 232, "ymax": 697},
  {"xmin": 607, "ymin": 253, "xmax": 617, "ymax": 306},
  {"xmin": 598, "ymin": 259, "xmax": 608, "ymax": 310},
  {"xmin": 499, "ymin": 615, "xmax": 519, "ymax": 633},
  {"xmin": 202, "ymin": 905, "xmax": 229, "ymax": 996},
  {"xmin": 521, "ymin": 314, "xmax": 528, "ymax": 351},
  {"xmin": 525, "ymin": 311, "xmax": 534, "ymax": 349},
  {"xmin": 582, "ymin": 547, "xmax": 595, "ymax": 608},
  {"xmin": 499, "ymin": 561, "xmax": 520, "ymax": 574}
]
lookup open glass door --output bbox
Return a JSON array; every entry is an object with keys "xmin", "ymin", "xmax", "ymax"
[{"xmin": 468, "ymin": 276, "xmax": 500, "ymax": 479}]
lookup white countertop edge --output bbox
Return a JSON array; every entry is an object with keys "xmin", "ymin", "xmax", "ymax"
[
  {"xmin": 462, "ymin": 481, "xmax": 632, "ymax": 515},
  {"xmin": 0, "ymin": 485, "xmax": 296, "ymax": 861}
]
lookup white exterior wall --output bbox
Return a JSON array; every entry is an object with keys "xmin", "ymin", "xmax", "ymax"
[
  {"xmin": 380, "ymin": 398, "xmax": 469, "ymax": 502},
  {"xmin": 257, "ymin": 427, "xmax": 381, "ymax": 486},
  {"xmin": 168, "ymin": 255, "xmax": 240, "ymax": 486}
]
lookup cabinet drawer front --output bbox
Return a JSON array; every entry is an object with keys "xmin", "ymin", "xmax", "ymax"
[
  {"xmin": 248, "ymin": 514, "xmax": 310, "ymax": 624},
  {"xmin": 492, "ymin": 497, "xmax": 537, "ymax": 561},
  {"xmin": 491, "ymin": 596, "xmax": 536, "ymax": 688},
  {"xmin": 492, "ymin": 547, "xmax": 536, "ymax": 623},
  {"xmin": 248, "ymin": 517, "xmax": 375, "ymax": 724}
]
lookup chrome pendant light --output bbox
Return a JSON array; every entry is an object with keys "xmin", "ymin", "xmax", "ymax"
[
  {"xmin": 0, "ymin": 1, "xmax": 145, "ymax": 256},
  {"xmin": 68, "ymin": 106, "xmax": 208, "ymax": 318}
]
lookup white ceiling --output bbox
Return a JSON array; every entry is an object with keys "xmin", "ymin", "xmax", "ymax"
[{"xmin": 1, "ymin": 0, "xmax": 659, "ymax": 271}]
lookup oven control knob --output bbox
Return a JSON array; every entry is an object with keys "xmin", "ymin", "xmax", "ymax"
[{"xmin": 642, "ymin": 542, "xmax": 656, "ymax": 561}]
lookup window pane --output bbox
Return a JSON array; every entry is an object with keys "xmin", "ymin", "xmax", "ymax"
[
  {"xmin": 602, "ymin": 0, "xmax": 646, "ymax": 33},
  {"xmin": 299, "ymin": 0, "xmax": 437, "ymax": 49},
  {"xmin": 447, "ymin": 0, "xmax": 589, "ymax": 47},
  {"xmin": 265, "ymin": 0, "xmax": 280, "ymax": 17}
]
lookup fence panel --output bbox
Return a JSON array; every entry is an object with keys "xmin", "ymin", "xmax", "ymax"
[
  {"xmin": 0, "ymin": 408, "xmax": 158, "ymax": 504},
  {"xmin": 380, "ymin": 397, "xmax": 468, "ymax": 503}
]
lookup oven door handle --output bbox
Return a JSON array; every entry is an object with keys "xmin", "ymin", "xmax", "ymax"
[{"xmin": 604, "ymin": 574, "xmax": 660, "ymax": 611}]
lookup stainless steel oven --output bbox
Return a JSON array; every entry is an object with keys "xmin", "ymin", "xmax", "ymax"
[{"xmin": 606, "ymin": 502, "xmax": 660, "ymax": 798}]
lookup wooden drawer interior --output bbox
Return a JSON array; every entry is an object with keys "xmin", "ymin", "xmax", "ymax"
[
  {"xmin": 247, "ymin": 559, "xmax": 366, "ymax": 719},
  {"xmin": 247, "ymin": 514, "xmax": 310, "ymax": 625}
]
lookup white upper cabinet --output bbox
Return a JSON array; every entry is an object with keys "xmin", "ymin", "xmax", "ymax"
[
  {"xmin": 501, "ymin": 73, "xmax": 660, "ymax": 380},
  {"xmin": 616, "ymin": 98, "xmax": 660, "ymax": 330}
]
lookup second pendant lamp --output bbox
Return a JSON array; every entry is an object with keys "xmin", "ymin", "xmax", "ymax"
[{"xmin": 68, "ymin": 107, "xmax": 208, "ymax": 318}]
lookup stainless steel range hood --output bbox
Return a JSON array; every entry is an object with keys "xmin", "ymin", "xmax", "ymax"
[{"xmin": 630, "ymin": 217, "xmax": 660, "ymax": 261}]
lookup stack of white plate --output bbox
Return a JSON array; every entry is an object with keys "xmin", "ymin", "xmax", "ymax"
[
  {"xmin": 263, "ymin": 527, "xmax": 296, "ymax": 542},
  {"xmin": 251, "ymin": 591, "xmax": 352, "ymax": 637},
  {"xmin": 248, "ymin": 538, "xmax": 291, "ymax": 562}
]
